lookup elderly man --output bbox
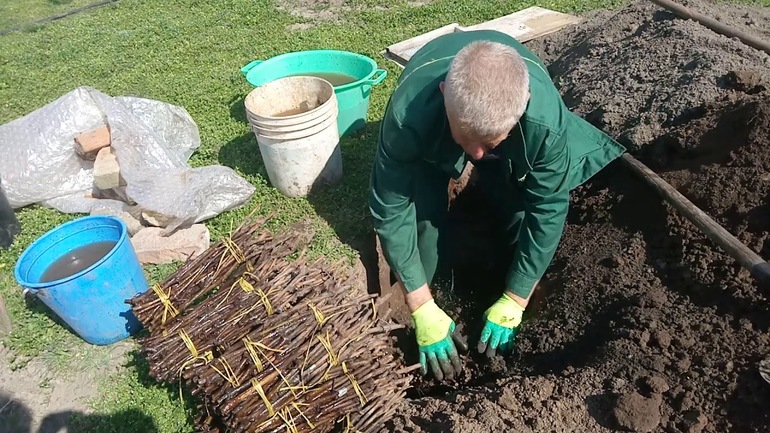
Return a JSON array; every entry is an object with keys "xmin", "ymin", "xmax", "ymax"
[{"xmin": 369, "ymin": 29, "xmax": 625, "ymax": 381}]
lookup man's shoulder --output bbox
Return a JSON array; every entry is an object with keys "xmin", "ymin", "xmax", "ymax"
[{"xmin": 522, "ymin": 71, "xmax": 570, "ymax": 136}]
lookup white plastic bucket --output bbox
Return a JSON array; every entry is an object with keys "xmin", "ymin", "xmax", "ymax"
[{"xmin": 244, "ymin": 76, "xmax": 343, "ymax": 198}]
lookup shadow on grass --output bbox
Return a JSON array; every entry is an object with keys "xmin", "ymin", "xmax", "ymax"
[
  {"xmin": 0, "ymin": 391, "xmax": 157, "ymax": 433},
  {"xmin": 229, "ymin": 95, "xmax": 248, "ymax": 125},
  {"xmin": 218, "ymin": 114, "xmax": 383, "ymax": 290},
  {"xmin": 304, "ymin": 122, "xmax": 382, "ymax": 287},
  {"xmin": 21, "ymin": 293, "xmax": 80, "ymax": 339},
  {"xmin": 218, "ymin": 132, "xmax": 266, "ymax": 179}
]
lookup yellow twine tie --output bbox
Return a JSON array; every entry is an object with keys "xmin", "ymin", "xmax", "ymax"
[
  {"xmin": 179, "ymin": 329, "xmax": 199, "ymax": 358},
  {"xmin": 256, "ymin": 288, "xmax": 274, "ymax": 316},
  {"xmin": 251, "ymin": 378, "xmax": 274, "ymax": 417},
  {"xmin": 243, "ymin": 337, "xmax": 264, "ymax": 372},
  {"xmin": 238, "ymin": 277, "xmax": 255, "ymax": 293},
  {"xmin": 317, "ymin": 331, "xmax": 338, "ymax": 366},
  {"xmin": 292, "ymin": 403, "xmax": 315, "ymax": 429},
  {"xmin": 210, "ymin": 357, "xmax": 240, "ymax": 388},
  {"xmin": 223, "ymin": 235, "xmax": 246, "ymax": 264},
  {"xmin": 151, "ymin": 284, "xmax": 179, "ymax": 326},
  {"xmin": 308, "ymin": 303, "xmax": 327, "ymax": 326},
  {"xmin": 343, "ymin": 361, "xmax": 368, "ymax": 407},
  {"xmin": 277, "ymin": 407, "xmax": 299, "ymax": 433},
  {"xmin": 215, "ymin": 279, "xmax": 239, "ymax": 309},
  {"xmin": 176, "ymin": 329, "xmax": 212, "ymax": 401}
]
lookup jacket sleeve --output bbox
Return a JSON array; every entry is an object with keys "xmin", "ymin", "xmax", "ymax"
[
  {"xmin": 368, "ymin": 111, "xmax": 427, "ymax": 293},
  {"xmin": 506, "ymin": 128, "xmax": 571, "ymax": 299}
]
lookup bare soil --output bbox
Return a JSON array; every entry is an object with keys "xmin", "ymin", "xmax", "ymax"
[
  {"xmin": 386, "ymin": 1, "xmax": 770, "ymax": 432},
  {"xmin": 0, "ymin": 343, "xmax": 130, "ymax": 433}
]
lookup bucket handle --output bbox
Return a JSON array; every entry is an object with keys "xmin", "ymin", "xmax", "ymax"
[
  {"xmin": 240, "ymin": 60, "xmax": 264, "ymax": 77},
  {"xmin": 362, "ymin": 69, "xmax": 387, "ymax": 87}
]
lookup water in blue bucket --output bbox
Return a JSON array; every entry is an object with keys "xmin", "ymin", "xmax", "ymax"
[{"xmin": 14, "ymin": 215, "xmax": 150, "ymax": 345}]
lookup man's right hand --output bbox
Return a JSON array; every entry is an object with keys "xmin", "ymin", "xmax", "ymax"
[{"xmin": 411, "ymin": 299, "xmax": 466, "ymax": 381}]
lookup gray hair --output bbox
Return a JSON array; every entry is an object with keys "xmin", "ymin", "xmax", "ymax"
[{"xmin": 443, "ymin": 40, "xmax": 530, "ymax": 139}]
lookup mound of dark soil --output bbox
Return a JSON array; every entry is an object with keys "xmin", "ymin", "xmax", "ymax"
[{"xmin": 387, "ymin": 1, "xmax": 770, "ymax": 432}]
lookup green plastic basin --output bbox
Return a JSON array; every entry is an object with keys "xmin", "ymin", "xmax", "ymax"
[{"xmin": 241, "ymin": 49, "xmax": 387, "ymax": 137}]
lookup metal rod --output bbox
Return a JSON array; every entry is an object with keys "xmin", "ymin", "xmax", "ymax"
[
  {"xmin": 620, "ymin": 153, "xmax": 770, "ymax": 284},
  {"xmin": 649, "ymin": 0, "xmax": 770, "ymax": 55}
]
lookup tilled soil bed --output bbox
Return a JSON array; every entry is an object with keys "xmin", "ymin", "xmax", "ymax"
[{"xmin": 387, "ymin": 1, "xmax": 770, "ymax": 432}]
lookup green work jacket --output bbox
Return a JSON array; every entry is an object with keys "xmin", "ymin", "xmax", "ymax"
[{"xmin": 369, "ymin": 30, "xmax": 626, "ymax": 299}]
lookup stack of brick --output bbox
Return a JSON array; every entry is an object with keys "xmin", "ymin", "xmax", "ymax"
[
  {"xmin": 74, "ymin": 125, "xmax": 125, "ymax": 191},
  {"xmin": 73, "ymin": 125, "xmax": 211, "ymax": 265}
]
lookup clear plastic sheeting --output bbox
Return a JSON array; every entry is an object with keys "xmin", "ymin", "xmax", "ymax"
[{"xmin": 0, "ymin": 86, "xmax": 255, "ymax": 230}]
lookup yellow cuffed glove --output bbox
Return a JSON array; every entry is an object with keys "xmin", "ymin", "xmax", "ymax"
[
  {"xmin": 411, "ymin": 299, "xmax": 467, "ymax": 381},
  {"xmin": 477, "ymin": 293, "xmax": 525, "ymax": 357}
]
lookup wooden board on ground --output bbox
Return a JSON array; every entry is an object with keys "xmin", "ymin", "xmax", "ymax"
[
  {"xmin": 382, "ymin": 6, "xmax": 581, "ymax": 68},
  {"xmin": 382, "ymin": 23, "xmax": 462, "ymax": 67}
]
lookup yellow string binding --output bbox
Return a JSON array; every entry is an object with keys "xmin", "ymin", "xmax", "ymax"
[
  {"xmin": 251, "ymin": 378, "xmax": 275, "ymax": 417},
  {"xmin": 151, "ymin": 284, "xmax": 180, "ymax": 327},
  {"xmin": 342, "ymin": 361, "xmax": 368, "ymax": 407},
  {"xmin": 209, "ymin": 357, "xmax": 240, "ymax": 388},
  {"xmin": 176, "ymin": 329, "xmax": 213, "ymax": 401}
]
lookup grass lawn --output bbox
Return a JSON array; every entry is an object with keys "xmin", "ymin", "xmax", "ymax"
[
  {"xmin": 0, "ymin": 0, "xmax": 767, "ymax": 431},
  {"xmin": 0, "ymin": 0, "xmax": 104, "ymax": 31}
]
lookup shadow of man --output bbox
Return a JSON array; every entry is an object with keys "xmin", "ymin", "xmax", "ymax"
[
  {"xmin": 0, "ymin": 392, "xmax": 32, "ymax": 433},
  {"xmin": 39, "ymin": 408, "xmax": 159, "ymax": 433}
]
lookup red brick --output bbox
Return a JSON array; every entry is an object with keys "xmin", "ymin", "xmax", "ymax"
[{"xmin": 74, "ymin": 125, "xmax": 111, "ymax": 160}]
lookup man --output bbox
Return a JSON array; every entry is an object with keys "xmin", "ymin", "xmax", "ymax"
[{"xmin": 368, "ymin": 29, "xmax": 626, "ymax": 381}]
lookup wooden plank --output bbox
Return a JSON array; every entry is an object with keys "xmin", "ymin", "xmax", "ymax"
[
  {"xmin": 463, "ymin": 6, "xmax": 581, "ymax": 42},
  {"xmin": 382, "ymin": 6, "xmax": 581, "ymax": 68},
  {"xmin": 0, "ymin": 294, "xmax": 12, "ymax": 337},
  {"xmin": 384, "ymin": 23, "xmax": 461, "ymax": 66}
]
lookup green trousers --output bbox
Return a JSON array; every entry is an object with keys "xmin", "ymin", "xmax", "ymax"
[{"xmin": 415, "ymin": 157, "xmax": 526, "ymax": 288}]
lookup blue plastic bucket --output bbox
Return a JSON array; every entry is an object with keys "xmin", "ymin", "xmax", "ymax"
[
  {"xmin": 241, "ymin": 50, "xmax": 387, "ymax": 137},
  {"xmin": 14, "ymin": 215, "xmax": 150, "ymax": 345}
]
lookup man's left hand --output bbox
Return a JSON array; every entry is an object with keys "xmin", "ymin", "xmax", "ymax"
[{"xmin": 477, "ymin": 293, "xmax": 525, "ymax": 357}]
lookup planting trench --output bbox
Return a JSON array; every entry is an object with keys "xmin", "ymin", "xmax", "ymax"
[{"xmin": 384, "ymin": 1, "xmax": 770, "ymax": 432}]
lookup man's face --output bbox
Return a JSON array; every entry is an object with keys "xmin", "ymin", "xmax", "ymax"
[{"xmin": 446, "ymin": 116, "xmax": 509, "ymax": 161}]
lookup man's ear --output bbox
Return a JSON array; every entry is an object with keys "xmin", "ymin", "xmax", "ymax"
[{"xmin": 439, "ymin": 81, "xmax": 445, "ymax": 94}]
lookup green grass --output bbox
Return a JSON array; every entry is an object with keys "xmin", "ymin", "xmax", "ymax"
[
  {"xmin": 1, "ymin": 0, "xmax": 766, "ymax": 430},
  {"xmin": 0, "ymin": 0, "xmax": 104, "ymax": 31},
  {"xmin": 69, "ymin": 350, "xmax": 197, "ymax": 433}
]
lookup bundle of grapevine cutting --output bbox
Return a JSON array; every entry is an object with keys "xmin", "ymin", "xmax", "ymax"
[{"xmin": 129, "ymin": 214, "xmax": 416, "ymax": 433}]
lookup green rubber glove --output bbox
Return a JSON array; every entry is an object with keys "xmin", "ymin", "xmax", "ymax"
[
  {"xmin": 477, "ymin": 293, "xmax": 525, "ymax": 357},
  {"xmin": 411, "ymin": 299, "xmax": 467, "ymax": 381}
]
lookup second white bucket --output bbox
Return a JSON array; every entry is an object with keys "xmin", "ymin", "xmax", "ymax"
[{"xmin": 245, "ymin": 76, "xmax": 342, "ymax": 198}]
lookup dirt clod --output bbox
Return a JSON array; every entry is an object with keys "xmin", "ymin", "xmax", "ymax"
[
  {"xmin": 653, "ymin": 330, "xmax": 672, "ymax": 349},
  {"xmin": 642, "ymin": 375, "xmax": 670, "ymax": 395},
  {"xmin": 613, "ymin": 392, "xmax": 662, "ymax": 432},
  {"xmin": 682, "ymin": 410, "xmax": 709, "ymax": 433}
]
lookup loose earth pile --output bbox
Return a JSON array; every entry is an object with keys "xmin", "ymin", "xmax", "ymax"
[
  {"xmin": 130, "ymin": 216, "xmax": 413, "ymax": 433},
  {"xmin": 388, "ymin": 1, "xmax": 770, "ymax": 432}
]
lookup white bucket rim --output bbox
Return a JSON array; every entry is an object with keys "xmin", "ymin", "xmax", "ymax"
[
  {"xmin": 244, "ymin": 76, "xmax": 335, "ymax": 120},
  {"xmin": 251, "ymin": 112, "xmax": 335, "ymax": 135},
  {"xmin": 246, "ymin": 95, "xmax": 338, "ymax": 128},
  {"xmin": 254, "ymin": 108, "xmax": 339, "ymax": 142}
]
